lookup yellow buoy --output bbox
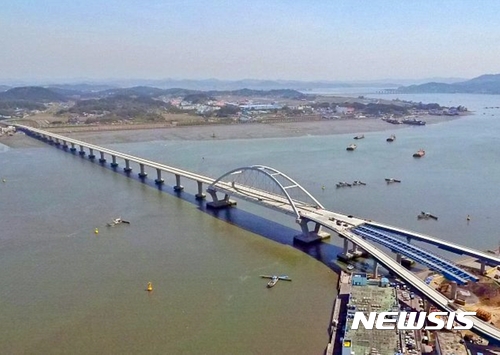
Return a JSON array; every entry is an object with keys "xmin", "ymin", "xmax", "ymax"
[
  {"xmin": 147, "ymin": 282, "xmax": 153, "ymax": 292},
  {"xmin": 94, "ymin": 228, "xmax": 99, "ymax": 234}
]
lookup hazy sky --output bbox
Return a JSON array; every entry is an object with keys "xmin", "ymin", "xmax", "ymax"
[{"xmin": 1, "ymin": 0, "xmax": 499, "ymax": 82}]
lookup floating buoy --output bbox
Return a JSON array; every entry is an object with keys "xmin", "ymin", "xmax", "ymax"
[
  {"xmin": 2, "ymin": 178, "xmax": 5, "ymax": 183},
  {"xmin": 321, "ymin": 186, "xmax": 325, "ymax": 190},
  {"xmin": 467, "ymin": 215, "xmax": 471, "ymax": 221},
  {"xmin": 147, "ymin": 282, "xmax": 153, "ymax": 292},
  {"xmin": 94, "ymin": 228, "xmax": 99, "ymax": 234}
]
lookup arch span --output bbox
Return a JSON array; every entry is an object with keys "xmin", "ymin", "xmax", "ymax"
[{"xmin": 207, "ymin": 165, "xmax": 324, "ymax": 219}]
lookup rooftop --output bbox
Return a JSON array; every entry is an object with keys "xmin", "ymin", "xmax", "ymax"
[{"xmin": 343, "ymin": 284, "xmax": 400, "ymax": 355}]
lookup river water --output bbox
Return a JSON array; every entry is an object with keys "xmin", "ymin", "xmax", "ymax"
[{"xmin": 1, "ymin": 93, "xmax": 499, "ymax": 354}]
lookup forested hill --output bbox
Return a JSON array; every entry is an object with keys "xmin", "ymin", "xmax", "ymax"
[{"xmin": 396, "ymin": 74, "xmax": 500, "ymax": 94}]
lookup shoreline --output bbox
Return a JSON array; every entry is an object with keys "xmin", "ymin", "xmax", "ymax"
[
  {"xmin": 1, "ymin": 114, "xmax": 464, "ymax": 147},
  {"xmin": 1, "ymin": 112, "xmax": 466, "ymax": 150}
]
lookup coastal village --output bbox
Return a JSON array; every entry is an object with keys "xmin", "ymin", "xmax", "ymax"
[{"xmin": 0, "ymin": 86, "xmax": 468, "ymax": 131}]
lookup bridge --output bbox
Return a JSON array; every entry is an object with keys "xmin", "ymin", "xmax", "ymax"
[{"xmin": 13, "ymin": 124, "xmax": 500, "ymax": 343}]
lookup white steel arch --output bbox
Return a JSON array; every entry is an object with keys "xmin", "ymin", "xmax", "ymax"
[{"xmin": 208, "ymin": 165, "xmax": 324, "ymax": 219}]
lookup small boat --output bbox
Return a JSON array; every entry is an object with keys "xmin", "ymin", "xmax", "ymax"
[
  {"xmin": 353, "ymin": 180, "xmax": 366, "ymax": 186},
  {"xmin": 346, "ymin": 144, "xmax": 357, "ymax": 151},
  {"xmin": 267, "ymin": 276, "xmax": 279, "ymax": 287},
  {"xmin": 347, "ymin": 264, "xmax": 355, "ymax": 271},
  {"xmin": 107, "ymin": 217, "xmax": 130, "ymax": 227},
  {"xmin": 403, "ymin": 118, "xmax": 426, "ymax": 126},
  {"xmin": 386, "ymin": 135, "xmax": 396, "ymax": 142},
  {"xmin": 418, "ymin": 211, "xmax": 438, "ymax": 220},
  {"xmin": 385, "ymin": 178, "xmax": 401, "ymax": 183},
  {"xmin": 353, "ymin": 134, "xmax": 365, "ymax": 140},
  {"xmin": 413, "ymin": 149, "xmax": 425, "ymax": 158},
  {"xmin": 260, "ymin": 275, "xmax": 292, "ymax": 288}
]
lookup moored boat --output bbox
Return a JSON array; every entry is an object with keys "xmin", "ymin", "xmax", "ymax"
[
  {"xmin": 418, "ymin": 211, "xmax": 438, "ymax": 220},
  {"xmin": 346, "ymin": 144, "xmax": 357, "ymax": 151},
  {"xmin": 385, "ymin": 178, "xmax": 401, "ymax": 183},
  {"xmin": 386, "ymin": 134, "xmax": 396, "ymax": 142},
  {"xmin": 353, "ymin": 134, "xmax": 365, "ymax": 140},
  {"xmin": 260, "ymin": 274, "xmax": 292, "ymax": 288},
  {"xmin": 267, "ymin": 276, "xmax": 279, "ymax": 288},
  {"xmin": 403, "ymin": 118, "xmax": 426, "ymax": 125},
  {"xmin": 413, "ymin": 149, "xmax": 425, "ymax": 158}
]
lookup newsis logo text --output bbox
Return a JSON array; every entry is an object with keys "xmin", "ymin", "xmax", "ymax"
[{"xmin": 351, "ymin": 311, "xmax": 477, "ymax": 330}]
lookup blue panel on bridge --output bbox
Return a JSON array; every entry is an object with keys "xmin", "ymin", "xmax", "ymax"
[
  {"xmin": 352, "ymin": 225, "xmax": 479, "ymax": 285},
  {"xmin": 365, "ymin": 223, "xmax": 500, "ymax": 266}
]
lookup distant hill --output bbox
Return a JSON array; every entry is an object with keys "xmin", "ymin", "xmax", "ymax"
[
  {"xmin": 396, "ymin": 74, "xmax": 500, "ymax": 94},
  {"xmin": 0, "ymin": 86, "xmax": 67, "ymax": 102}
]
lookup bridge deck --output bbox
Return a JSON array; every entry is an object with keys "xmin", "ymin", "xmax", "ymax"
[
  {"xmin": 352, "ymin": 225, "xmax": 478, "ymax": 284},
  {"xmin": 365, "ymin": 222, "xmax": 500, "ymax": 266}
]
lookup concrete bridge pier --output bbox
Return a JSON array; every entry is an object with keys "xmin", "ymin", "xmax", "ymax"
[
  {"xmin": 123, "ymin": 159, "xmax": 132, "ymax": 173},
  {"xmin": 110, "ymin": 155, "xmax": 118, "ymax": 168},
  {"xmin": 54, "ymin": 138, "xmax": 61, "ymax": 146},
  {"xmin": 98, "ymin": 152, "xmax": 106, "ymax": 164},
  {"xmin": 69, "ymin": 143, "xmax": 76, "ymax": 152},
  {"xmin": 48, "ymin": 137, "xmax": 54, "ymax": 145},
  {"xmin": 62, "ymin": 141, "xmax": 68, "ymax": 149},
  {"xmin": 88, "ymin": 148, "xmax": 96, "ymax": 160},
  {"xmin": 195, "ymin": 181, "xmax": 206, "ymax": 200},
  {"xmin": 480, "ymin": 260, "xmax": 487, "ymax": 275},
  {"xmin": 343, "ymin": 238, "xmax": 349, "ymax": 254},
  {"xmin": 407, "ymin": 237, "xmax": 411, "ymax": 244},
  {"xmin": 450, "ymin": 281, "xmax": 458, "ymax": 299},
  {"xmin": 396, "ymin": 253, "xmax": 402, "ymax": 264},
  {"xmin": 373, "ymin": 260, "xmax": 379, "ymax": 279},
  {"xmin": 155, "ymin": 169, "xmax": 164, "ymax": 185},
  {"xmin": 293, "ymin": 218, "xmax": 330, "ymax": 244},
  {"xmin": 79, "ymin": 145, "xmax": 86, "ymax": 156},
  {"xmin": 173, "ymin": 174, "xmax": 184, "ymax": 191},
  {"xmin": 206, "ymin": 188, "xmax": 237, "ymax": 209},
  {"xmin": 138, "ymin": 164, "xmax": 147, "ymax": 178}
]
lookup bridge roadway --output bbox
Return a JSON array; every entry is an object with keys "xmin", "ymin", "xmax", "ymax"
[
  {"xmin": 300, "ymin": 209, "xmax": 500, "ymax": 344},
  {"xmin": 15, "ymin": 125, "xmax": 500, "ymax": 342},
  {"xmin": 364, "ymin": 222, "xmax": 500, "ymax": 267},
  {"xmin": 352, "ymin": 225, "xmax": 479, "ymax": 284}
]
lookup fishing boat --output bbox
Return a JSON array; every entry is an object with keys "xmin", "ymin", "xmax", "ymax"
[
  {"xmin": 346, "ymin": 144, "xmax": 357, "ymax": 151},
  {"xmin": 413, "ymin": 149, "xmax": 425, "ymax": 158},
  {"xmin": 260, "ymin": 275, "xmax": 292, "ymax": 288},
  {"xmin": 418, "ymin": 211, "xmax": 438, "ymax": 220},
  {"xmin": 403, "ymin": 118, "xmax": 426, "ymax": 126},
  {"xmin": 107, "ymin": 217, "xmax": 130, "ymax": 227},
  {"xmin": 386, "ymin": 134, "xmax": 396, "ymax": 142},
  {"xmin": 267, "ymin": 276, "xmax": 279, "ymax": 287},
  {"xmin": 385, "ymin": 178, "xmax": 401, "ymax": 183},
  {"xmin": 353, "ymin": 134, "xmax": 365, "ymax": 140}
]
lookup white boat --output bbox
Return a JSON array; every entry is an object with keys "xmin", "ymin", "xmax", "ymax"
[
  {"xmin": 346, "ymin": 144, "xmax": 357, "ymax": 151},
  {"xmin": 267, "ymin": 276, "xmax": 279, "ymax": 288},
  {"xmin": 107, "ymin": 217, "xmax": 130, "ymax": 226},
  {"xmin": 260, "ymin": 274, "xmax": 292, "ymax": 288},
  {"xmin": 385, "ymin": 178, "xmax": 401, "ymax": 183}
]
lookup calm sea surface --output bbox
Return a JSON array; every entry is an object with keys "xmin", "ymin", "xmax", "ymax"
[{"xmin": 1, "ymin": 93, "xmax": 499, "ymax": 354}]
